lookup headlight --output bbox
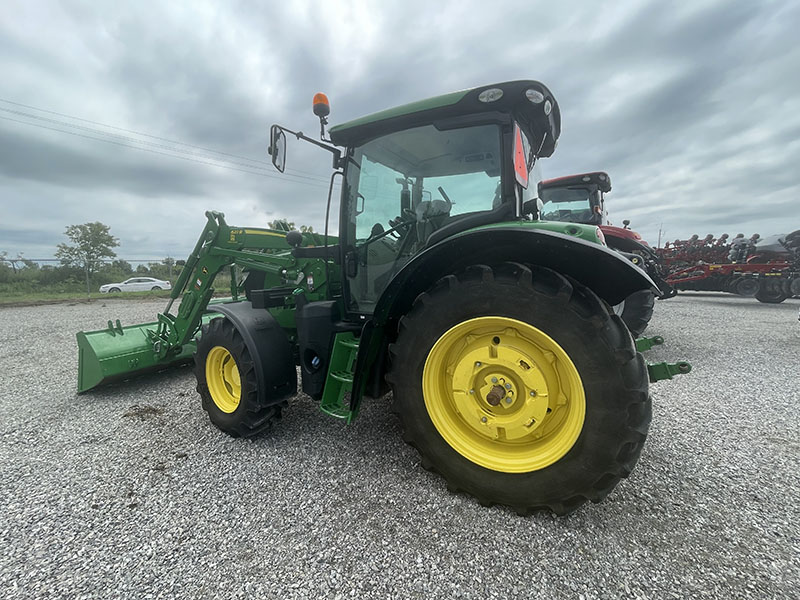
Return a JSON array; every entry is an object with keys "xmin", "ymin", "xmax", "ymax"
[
  {"xmin": 525, "ymin": 89, "xmax": 544, "ymax": 104},
  {"xmin": 478, "ymin": 88, "xmax": 503, "ymax": 103},
  {"xmin": 596, "ymin": 227, "xmax": 606, "ymax": 246}
]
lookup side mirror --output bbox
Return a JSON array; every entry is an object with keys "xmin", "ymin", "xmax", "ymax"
[{"xmin": 269, "ymin": 125, "xmax": 287, "ymax": 173}]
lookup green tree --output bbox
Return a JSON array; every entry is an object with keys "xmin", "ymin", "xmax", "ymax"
[
  {"xmin": 1, "ymin": 251, "xmax": 35, "ymax": 274},
  {"xmin": 268, "ymin": 219, "xmax": 295, "ymax": 231},
  {"xmin": 162, "ymin": 256, "xmax": 176, "ymax": 280},
  {"xmin": 268, "ymin": 219, "xmax": 314, "ymax": 233},
  {"xmin": 55, "ymin": 222, "xmax": 119, "ymax": 277},
  {"xmin": 55, "ymin": 222, "xmax": 119, "ymax": 297},
  {"xmin": 110, "ymin": 259, "xmax": 133, "ymax": 274}
]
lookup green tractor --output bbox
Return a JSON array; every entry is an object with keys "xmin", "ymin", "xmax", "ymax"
[{"xmin": 77, "ymin": 81, "xmax": 689, "ymax": 515}]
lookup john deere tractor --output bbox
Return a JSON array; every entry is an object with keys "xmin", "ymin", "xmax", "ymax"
[{"xmin": 77, "ymin": 81, "xmax": 689, "ymax": 515}]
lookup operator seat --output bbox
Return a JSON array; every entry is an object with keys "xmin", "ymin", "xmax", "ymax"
[{"xmin": 414, "ymin": 198, "xmax": 451, "ymax": 247}]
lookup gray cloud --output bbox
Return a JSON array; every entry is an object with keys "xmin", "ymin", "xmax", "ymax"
[{"xmin": 1, "ymin": 0, "xmax": 798, "ymax": 262}]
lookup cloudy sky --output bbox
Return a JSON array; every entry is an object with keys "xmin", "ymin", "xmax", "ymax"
[{"xmin": 1, "ymin": 0, "xmax": 799, "ymax": 262}]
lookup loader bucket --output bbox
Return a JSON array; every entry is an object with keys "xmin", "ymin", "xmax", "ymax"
[{"xmin": 76, "ymin": 314, "xmax": 219, "ymax": 393}]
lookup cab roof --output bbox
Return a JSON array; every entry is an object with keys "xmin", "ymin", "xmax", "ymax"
[
  {"xmin": 540, "ymin": 172, "xmax": 612, "ymax": 193},
  {"xmin": 328, "ymin": 80, "xmax": 561, "ymax": 158}
]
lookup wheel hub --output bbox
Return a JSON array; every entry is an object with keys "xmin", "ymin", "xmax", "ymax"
[
  {"xmin": 423, "ymin": 316, "xmax": 585, "ymax": 473},
  {"xmin": 205, "ymin": 346, "xmax": 241, "ymax": 413},
  {"xmin": 456, "ymin": 347, "xmax": 551, "ymax": 441}
]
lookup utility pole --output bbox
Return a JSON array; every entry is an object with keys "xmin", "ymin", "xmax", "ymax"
[{"xmin": 85, "ymin": 260, "xmax": 91, "ymax": 301}]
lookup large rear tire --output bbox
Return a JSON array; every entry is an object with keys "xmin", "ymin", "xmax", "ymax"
[
  {"xmin": 194, "ymin": 317, "xmax": 281, "ymax": 437},
  {"xmin": 388, "ymin": 263, "xmax": 651, "ymax": 515},
  {"xmin": 613, "ymin": 289, "xmax": 655, "ymax": 337}
]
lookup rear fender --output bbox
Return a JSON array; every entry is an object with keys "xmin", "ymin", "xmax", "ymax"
[
  {"xmin": 379, "ymin": 226, "xmax": 656, "ymax": 317},
  {"xmin": 350, "ymin": 226, "xmax": 657, "ymax": 414},
  {"xmin": 209, "ymin": 301, "xmax": 297, "ymax": 405}
]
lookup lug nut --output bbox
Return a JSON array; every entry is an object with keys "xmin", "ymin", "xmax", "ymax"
[
  {"xmin": 504, "ymin": 397, "xmax": 513, "ymax": 405},
  {"xmin": 475, "ymin": 361, "xmax": 482, "ymax": 367},
  {"xmin": 491, "ymin": 377, "xmax": 498, "ymax": 383},
  {"xmin": 505, "ymin": 383, "xmax": 512, "ymax": 390},
  {"xmin": 530, "ymin": 391, "xmax": 537, "ymax": 397},
  {"xmin": 469, "ymin": 389, "xmax": 474, "ymax": 394},
  {"xmin": 481, "ymin": 416, "xmax": 488, "ymax": 423}
]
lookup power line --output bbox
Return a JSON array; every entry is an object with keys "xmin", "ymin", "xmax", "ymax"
[
  {"xmin": 0, "ymin": 114, "xmax": 340, "ymax": 190},
  {"xmin": 0, "ymin": 106, "xmax": 332, "ymax": 184},
  {"xmin": 0, "ymin": 96, "xmax": 329, "ymax": 180}
]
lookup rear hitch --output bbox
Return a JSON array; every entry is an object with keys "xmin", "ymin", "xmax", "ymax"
[
  {"xmin": 647, "ymin": 361, "xmax": 692, "ymax": 383},
  {"xmin": 635, "ymin": 336, "xmax": 691, "ymax": 383},
  {"xmin": 635, "ymin": 335, "xmax": 664, "ymax": 352}
]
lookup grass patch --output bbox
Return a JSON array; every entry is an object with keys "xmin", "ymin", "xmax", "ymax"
[{"xmin": 0, "ymin": 289, "xmax": 173, "ymax": 306}]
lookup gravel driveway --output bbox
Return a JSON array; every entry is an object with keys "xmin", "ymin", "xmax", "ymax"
[{"xmin": 1, "ymin": 294, "xmax": 798, "ymax": 599}]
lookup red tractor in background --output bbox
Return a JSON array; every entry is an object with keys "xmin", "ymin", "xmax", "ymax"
[{"xmin": 539, "ymin": 172, "xmax": 675, "ymax": 336}]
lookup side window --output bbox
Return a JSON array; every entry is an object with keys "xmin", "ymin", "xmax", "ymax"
[
  {"xmin": 352, "ymin": 156, "xmax": 405, "ymax": 240},
  {"xmin": 421, "ymin": 173, "xmax": 499, "ymax": 215},
  {"xmin": 344, "ymin": 124, "xmax": 502, "ymax": 313}
]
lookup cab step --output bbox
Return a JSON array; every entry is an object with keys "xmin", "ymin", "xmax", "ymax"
[{"xmin": 320, "ymin": 332, "xmax": 359, "ymax": 422}]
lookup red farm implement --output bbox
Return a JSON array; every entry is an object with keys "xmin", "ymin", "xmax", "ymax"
[{"xmin": 663, "ymin": 230, "xmax": 800, "ymax": 303}]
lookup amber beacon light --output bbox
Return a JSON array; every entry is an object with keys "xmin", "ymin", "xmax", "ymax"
[{"xmin": 313, "ymin": 93, "xmax": 330, "ymax": 118}]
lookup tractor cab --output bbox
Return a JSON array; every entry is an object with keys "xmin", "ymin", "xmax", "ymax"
[
  {"xmin": 272, "ymin": 80, "xmax": 562, "ymax": 314},
  {"xmin": 538, "ymin": 172, "xmax": 611, "ymax": 226}
]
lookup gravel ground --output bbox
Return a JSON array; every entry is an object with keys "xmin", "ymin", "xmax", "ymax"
[{"xmin": 0, "ymin": 294, "xmax": 798, "ymax": 599}]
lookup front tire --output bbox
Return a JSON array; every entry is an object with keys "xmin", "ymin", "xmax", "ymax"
[
  {"xmin": 194, "ymin": 317, "xmax": 281, "ymax": 437},
  {"xmin": 108, "ymin": 287, "xmax": 121, "ymax": 293},
  {"xmin": 613, "ymin": 289, "xmax": 655, "ymax": 337},
  {"xmin": 388, "ymin": 263, "xmax": 651, "ymax": 515}
]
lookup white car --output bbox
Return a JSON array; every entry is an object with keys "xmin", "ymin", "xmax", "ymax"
[{"xmin": 99, "ymin": 277, "xmax": 172, "ymax": 293}]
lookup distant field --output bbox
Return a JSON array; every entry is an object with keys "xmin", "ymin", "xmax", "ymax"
[{"xmin": 0, "ymin": 275, "xmax": 234, "ymax": 306}]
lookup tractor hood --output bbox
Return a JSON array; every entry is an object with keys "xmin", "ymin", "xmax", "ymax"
[
  {"xmin": 329, "ymin": 80, "xmax": 561, "ymax": 157},
  {"xmin": 600, "ymin": 225, "xmax": 651, "ymax": 247}
]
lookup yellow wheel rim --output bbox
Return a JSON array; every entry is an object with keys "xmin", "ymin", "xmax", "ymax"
[
  {"xmin": 205, "ymin": 346, "xmax": 241, "ymax": 413},
  {"xmin": 422, "ymin": 316, "xmax": 585, "ymax": 473}
]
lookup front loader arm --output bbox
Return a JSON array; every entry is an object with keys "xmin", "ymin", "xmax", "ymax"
[
  {"xmin": 76, "ymin": 211, "xmax": 310, "ymax": 392},
  {"xmin": 152, "ymin": 211, "xmax": 299, "ymax": 355}
]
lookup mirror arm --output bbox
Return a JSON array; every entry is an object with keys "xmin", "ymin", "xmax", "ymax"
[{"xmin": 273, "ymin": 124, "xmax": 342, "ymax": 166}]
